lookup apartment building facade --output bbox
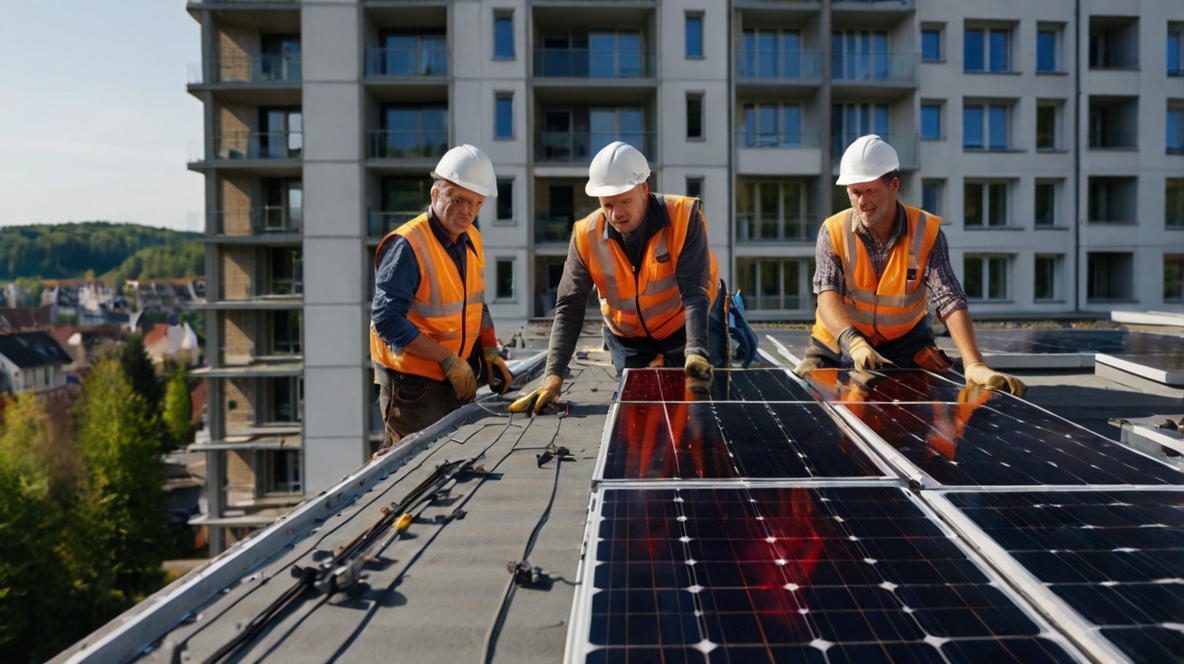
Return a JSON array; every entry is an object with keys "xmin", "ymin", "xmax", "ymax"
[{"xmin": 187, "ymin": 0, "xmax": 1184, "ymax": 552}]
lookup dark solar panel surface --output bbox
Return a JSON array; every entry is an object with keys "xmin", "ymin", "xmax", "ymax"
[
  {"xmin": 1104, "ymin": 353, "xmax": 1184, "ymax": 372},
  {"xmin": 801, "ymin": 368, "xmax": 967, "ymax": 403},
  {"xmin": 968, "ymin": 330, "xmax": 1182, "ymax": 356},
  {"xmin": 948, "ymin": 491, "xmax": 1184, "ymax": 662},
  {"xmin": 618, "ymin": 368, "xmax": 813, "ymax": 402},
  {"xmin": 832, "ymin": 397, "xmax": 1184, "ymax": 486},
  {"xmin": 583, "ymin": 486, "xmax": 1076, "ymax": 663},
  {"xmin": 601, "ymin": 402, "xmax": 883, "ymax": 480}
]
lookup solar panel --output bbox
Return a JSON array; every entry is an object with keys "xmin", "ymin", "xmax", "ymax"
[
  {"xmin": 967, "ymin": 330, "xmax": 1183, "ymax": 356},
  {"xmin": 575, "ymin": 486, "xmax": 1080, "ymax": 663},
  {"xmin": 617, "ymin": 368, "xmax": 814, "ymax": 402},
  {"xmin": 946, "ymin": 490, "xmax": 1184, "ymax": 662},
  {"xmin": 801, "ymin": 368, "xmax": 968, "ymax": 403},
  {"xmin": 830, "ymin": 396, "xmax": 1184, "ymax": 486},
  {"xmin": 599, "ymin": 401, "xmax": 885, "ymax": 480}
]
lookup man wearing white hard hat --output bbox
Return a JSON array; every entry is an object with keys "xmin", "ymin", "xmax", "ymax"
[
  {"xmin": 510, "ymin": 141, "xmax": 721, "ymax": 414},
  {"xmin": 370, "ymin": 144, "xmax": 513, "ymax": 451},
  {"xmin": 796, "ymin": 135, "xmax": 1026, "ymax": 396}
]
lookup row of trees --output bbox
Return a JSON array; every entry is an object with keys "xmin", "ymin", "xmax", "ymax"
[
  {"xmin": 0, "ymin": 336, "xmax": 194, "ymax": 663},
  {"xmin": 0, "ymin": 222, "xmax": 201, "ymax": 282}
]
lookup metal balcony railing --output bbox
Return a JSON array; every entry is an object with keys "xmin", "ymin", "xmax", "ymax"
[
  {"xmin": 364, "ymin": 47, "xmax": 448, "ymax": 77},
  {"xmin": 832, "ymin": 52, "xmax": 918, "ymax": 84},
  {"xmin": 532, "ymin": 48, "xmax": 656, "ymax": 78},
  {"xmin": 218, "ymin": 278, "xmax": 303, "ymax": 301},
  {"xmin": 735, "ymin": 213, "xmax": 819, "ymax": 243},
  {"xmin": 1089, "ymin": 131, "xmax": 1138, "ymax": 149},
  {"xmin": 188, "ymin": 56, "xmax": 301, "ymax": 85},
  {"xmin": 736, "ymin": 49, "xmax": 822, "ymax": 80},
  {"xmin": 534, "ymin": 131, "xmax": 655, "ymax": 163},
  {"xmin": 369, "ymin": 130, "xmax": 449, "ymax": 159},
  {"xmin": 209, "ymin": 208, "xmax": 302, "ymax": 235},
  {"xmin": 368, "ymin": 211, "xmax": 418, "ymax": 237},
  {"xmin": 204, "ymin": 131, "xmax": 303, "ymax": 160},
  {"xmin": 735, "ymin": 130, "xmax": 821, "ymax": 149}
]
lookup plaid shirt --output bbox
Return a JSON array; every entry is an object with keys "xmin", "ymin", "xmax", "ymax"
[{"xmin": 812, "ymin": 203, "xmax": 968, "ymax": 320}]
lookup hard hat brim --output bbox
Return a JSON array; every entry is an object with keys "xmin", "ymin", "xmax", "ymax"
[
  {"xmin": 432, "ymin": 172, "xmax": 495, "ymax": 198},
  {"xmin": 835, "ymin": 173, "xmax": 882, "ymax": 186},
  {"xmin": 585, "ymin": 182, "xmax": 640, "ymax": 197}
]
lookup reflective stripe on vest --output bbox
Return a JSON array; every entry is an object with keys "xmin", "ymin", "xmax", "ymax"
[
  {"xmin": 369, "ymin": 213, "xmax": 485, "ymax": 381},
  {"xmin": 574, "ymin": 195, "xmax": 719, "ymax": 340},
  {"xmin": 811, "ymin": 205, "xmax": 941, "ymax": 348}
]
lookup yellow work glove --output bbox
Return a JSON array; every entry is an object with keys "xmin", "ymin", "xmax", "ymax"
[
  {"xmin": 440, "ymin": 353, "xmax": 477, "ymax": 402},
  {"xmin": 793, "ymin": 356, "xmax": 824, "ymax": 377},
  {"xmin": 838, "ymin": 327, "xmax": 893, "ymax": 372},
  {"xmin": 964, "ymin": 361, "xmax": 1026, "ymax": 397},
  {"xmin": 684, "ymin": 353, "xmax": 713, "ymax": 383},
  {"xmin": 484, "ymin": 347, "xmax": 513, "ymax": 395},
  {"xmin": 508, "ymin": 374, "xmax": 562, "ymax": 414}
]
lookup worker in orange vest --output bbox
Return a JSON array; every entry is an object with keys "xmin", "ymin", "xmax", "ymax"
[
  {"xmin": 370, "ymin": 145, "xmax": 513, "ymax": 452},
  {"xmin": 511, "ymin": 142, "xmax": 721, "ymax": 414},
  {"xmin": 795, "ymin": 135, "xmax": 1025, "ymax": 396}
]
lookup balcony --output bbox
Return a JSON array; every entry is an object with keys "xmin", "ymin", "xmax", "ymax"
[
  {"xmin": 534, "ymin": 131, "xmax": 655, "ymax": 163},
  {"xmin": 368, "ymin": 211, "xmax": 417, "ymax": 238},
  {"xmin": 535, "ymin": 214, "xmax": 578, "ymax": 245},
  {"xmin": 736, "ymin": 49, "xmax": 822, "ymax": 82},
  {"xmin": 832, "ymin": 51, "xmax": 918, "ymax": 86},
  {"xmin": 736, "ymin": 213, "xmax": 819, "ymax": 244},
  {"xmin": 189, "ymin": 55, "xmax": 302, "ymax": 85},
  {"xmin": 364, "ymin": 47, "xmax": 448, "ymax": 77},
  {"xmin": 369, "ymin": 130, "xmax": 448, "ymax": 160},
  {"xmin": 206, "ymin": 208, "xmax": 302, "ymax": 238},
  {"xmin": 532, "ymin": 48, "xmax": 656, "ymax": 78},
  {"xmin": 735, "ymin": 132, "xmax": 822, "ymax": 176},
  {"xmin": 193, "ymin": 131, "xmax": 303, "ymax": 162}
]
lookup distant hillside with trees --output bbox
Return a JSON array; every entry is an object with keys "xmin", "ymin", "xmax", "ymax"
[{"xmin": 0, "ymin": 222, "xmax": 203, "ymax": 284}]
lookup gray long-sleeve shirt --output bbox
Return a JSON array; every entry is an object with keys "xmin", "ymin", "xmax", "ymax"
[{"xmin": 544, "ymin": 194, "xmax": 713, "ymax": 378}]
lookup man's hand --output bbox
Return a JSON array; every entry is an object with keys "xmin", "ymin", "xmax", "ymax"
[
  {"xmin": 684, "ymin": 353, "xmax": 713, "ymax": 382},
  {"xmin": 964, "ymin": 361, "xmax": 1026, "ymax": 397},
  {"xmin": 440, "ymin": 353, "xmax": 477, "ymax": 401},
  {"xmin": 838, "ymin": 327, "xmax": 894, "ymax": 371},
  {"xmin": 793, "ymin": 356, "xmax": 824, "ymax": 377},
  {"xmin": 509, "ymin": 374, "xmax": 562, "ymax": 414},
  {"xmin": 484, "ymin": 347, "xmax": 513, "ymax": 395}
]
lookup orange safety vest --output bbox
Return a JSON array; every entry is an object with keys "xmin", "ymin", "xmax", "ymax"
[
  {"xmin": 574, "ymin": 195, "xmax": 719, "ymax": 341},
  {"xmin": 369, "ymin": 213, "xmax": 485, "ymax": 381},
  {"xmin": 811, "ymin": 204, "xmax": 940, "ymax": 350}
]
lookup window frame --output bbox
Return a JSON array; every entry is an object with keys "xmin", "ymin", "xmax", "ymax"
[
  {"xmin": 685, "ymin": 13, "xmax": 704, "ymax": 59},
  {"xmin": 921, "ymin": 101, "xmax": 943, "ymax": 141},
  {"xmin": 1168, "ymin": 101, "xmax": 1184, "ymax": 153},
  {"xmin": 1034, "ymin": 179, "xmax": 1062, "ymax": 228},
  {"xmin": 1165, "ymin": 253, "xmax": 1184, "ymax": 302},
  {"xmin": 964, "ymin": 25, "xmax": 1013, "ymax": 73},
  {"xmin": 494, "ymin": 257, "xmax": 516, "ymax": 302},
  {"xmin": 962, "ymin": 254, "xmax": 1010, "ymax": 301},
  {"xmin": 963, "ymin": 100, "xmax": 1013, "ymax": 151},
  {"xmin": 495, "ymin": 178, "xmax": 514, "ymax": 223},
  {"xmin": 964, "ymin": 180, "xmax": 1012, "ymax": 228},
  {"xmin": 1167, "ymin": 178, "xmax": 1184, "ymax": 228},
  {"xmin": 1036, "ymin": 101, "xmax": 1061, "ymax": 151},
  {"xmin": 1036, "ymin": 24, "xmax": 1064, "ymax": 74},
  {"xmin": 493, "ymin": 11, "xmax": 515, "ymax": 60},
  {"xmin": 1034, "ymin": 254, "xmax": 1062, "ymax": 302},
  {"xmin": 494, "ymin": 92, "xmax": 514, "ymax": 140},
  {"xmin": 921, "ymin": 26, "xmax": 944, "ymax": 63},
  {"xmin": 686, "ymin": 92, "xmax": 705, "ymax": 140},
  {"xmin": 1170, "ymin": 27, "xmax": 1183, "ymax": 76},
  {"xmin": 686, "ymin": 177, "xmax": 705, "ymax": 202},
  {"xmin": 921, "ymin": 179, "xmax": 945, "ymax": 216}
]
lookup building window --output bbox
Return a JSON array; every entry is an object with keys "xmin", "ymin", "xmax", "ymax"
[
  {"xmin": 686, "ymin": 93, "xmax": 704, "ymax": 140},
  {"xmin": 495, "ymin": 258, "xmax": 515, "ymax": 301},
  {"xmin": 495, "ymin": 93, "xmax": 513, "ymax": 139},
  {"xmin": 964, "ymin": 27, "xmax": 1011, "ymax": 73},
  {"xmin": 375, "ymin": 177, "xmax": 431, "ymax": 235},
  {"xmin": 735, "ymin": 257, "xmax": 815, "ymax": 311},
  {"xmin": 1035, "ymin": 180, "xmax": 1060, "ymax": 227},
  {"xmin": 740, "ymin": 29, "xmax": 804, "ymax": 79},
  {"xmin": 1168, "ymin": 101, "xmax": 1184, "ymax": 153},
  {"xmin": 922, "ymin": 180, "xmax": 944, "ymax": 216},
  {"xmin": 496, "ymin": 178, "xmax": 513, "ymax": 221},
  {"xmin": 832, "ymin": 30, "xmax": 890, "ymax": 80},
  {"xmin": 1088, "ymin": 252, "xmax": 1134, "ymax": 301},
  {"xmin": 494, "ymin": 12, "xmax": 514, "ymax": 59},
  {"xmin": 372, "ymin": 32, "xmax": 445, "ymax": 76},
  {"xmin": 272, "ymin": 310, "xmax": 302, "ymax": 354},
  {"xmin": 743, "ymin": 103, "xmax": 801, "ymax": 148},
  {"xmin": 1036, "ymin": 26, "xmax": 1062, "ymax": 73},
  {"xmin": 964, "ymin": 181, "xmax": 1009, "ymax": 227},
  {"xmin": 963, "ymin": 255, "xmax": 1008, "ymax": 301},
  {"xmin": 1166, "ymin": 254, "xmax": 1184, "ymax": 301},
  {"xmin": 832, "ymin": 103, "xmax": 888, "ymax": 155},
  {"xmin": 1036, "ymin": 102, "xmax": 1060, "ymax": 150},
  {"xmin": 1088, "ymin": 177, "xmax": 1137, "ymax": 224},
  {"xmin": 1035, "ymin": 254, "xmax": 1060, "ymax": 302},
  {"xmin": 590, "ymin": 31, "xmax": 643, "ymax": 78},
  {"xmin": 1167, "ymin": 178, "xmax": 1184, "ymax": 228},
  {"xmin": 1170, "ymin": 26, "xmax": 1183, "ymax": 76},
  {"xmin": 921, "ymin": 26, "xmax": 943, "ymax": 62},
  {"xmin": 1090, "ymin": 18, "xmax": 1139, "ymax": 69},
  {"xmin": 736, "ymin": 180, "xmax": 814, "ymax": 242},
  {"xmin": 375, "ymin": 105, "xmax": 447, "ymax": 158},
  {"xmin": 686, "ymin": 14, "xmax": 704, "ymax": 59},
  {"xmin": 963, "ymin": 102, "xmax": 1010, "ymax": 150},
  {"xmin": 267, "ymin": 450, "xmax": 302, "ymax": 494},
  {"xmin": 921, "ymin": 102, "xmax": 942, "ymax": 140},
  {"xmin": 687, "ymin": 177, "xmax": 704, "ymax": 202}
]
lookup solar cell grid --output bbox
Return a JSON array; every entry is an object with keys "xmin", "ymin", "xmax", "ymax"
[
  {"xmin": 580, "ymin": 487, "xmax": 1077, "ymax": 663},
  {"xmin": 617, "ymin": 368, "xmax": 813, "ymax": 402},
  {"xmin": 947, "ymin": 491, "xmax": 1184, "ymax": 663},
  {"xmin": 802, "ymin": 368, "xmax": 968, "ymax": 403},
  {"xmin": 600, "ymin": 401, "xmax": 883, "ymax": 480}
]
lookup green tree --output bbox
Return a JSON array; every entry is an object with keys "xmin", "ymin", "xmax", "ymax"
[
  {"xmin": 119, "ymin": 333, "xmax": 163, "ymax": 415},
  {"xmin": 163, "ymin": 368, "xmax": 194, "ymax": 452}
]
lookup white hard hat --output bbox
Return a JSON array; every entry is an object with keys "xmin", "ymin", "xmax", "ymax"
[
  {"xmin": 835, "ymin": 134, "xmax": 900, "ymax": 186},
  {"xmin": 585, "ymin": 141, "xmax": 650, "ymax": 197},
  {"xmin": 431, "ymin": 144, "xmax": 497, "ymax": 198}
]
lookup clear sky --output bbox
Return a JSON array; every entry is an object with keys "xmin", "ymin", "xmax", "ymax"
[{"xmin": 0, "ymin": 1, "xmax": 203, "ymax": 232}]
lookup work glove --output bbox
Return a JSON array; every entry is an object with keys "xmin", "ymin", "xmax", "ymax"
[
  {"xmin": 963, "ymin": 361, "xmax": 1026, "ymax": 397},
  {"xmin": 684, "ymin": 353, "xmax": 713, "ymax": 383},
  {"xmin": 793, "ymin": 356, "xmax": 825, "ymax": 377},
  {"xmin": 838, "ymin": 327, "xmax": 894, "ymax": 372},
  {"xmin": 508, "ymin": 375, "xmax": 562, "ymax": 415},
  {"xmin": 440, "ymin": 352, "xmax": 477, "ymax": 402},
  {"xmin": 484, "ymin": 347, "xmax": 513, "ymax": 395}
]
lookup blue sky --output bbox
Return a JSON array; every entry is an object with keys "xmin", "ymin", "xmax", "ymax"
[{"xmin": 0, "ymin": 1, "xmax": 203, "ymax": 231}]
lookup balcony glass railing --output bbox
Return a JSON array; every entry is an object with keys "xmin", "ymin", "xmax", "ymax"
[
  {"xmin": 364, "ymin": 47, "xmax": 448, "ymax": 77},
  {"xmin": 369, "ymin": 130, "xmax": 449, "ymax": 159},
  {"xmin": 210, "ymin": 208, "xmax": 302, "ymax": 235},
  {"xmin": 218, "ymin": 282, "xmax": 303, "ymax": 301},
  {"xmin": 532, "ymin": 48, "xmax": 656, "ymax": 78},
  {"xmin": 534, "ymin": 131, "xmax": 655, "ymax": 163},
  {"xmin": 735, "ymin": 213, "xmax": 819, "ymax": 243},
  {"xmin": 535, "ymin": 214, "xmax": 579, "ymax": 244},
  {"xmin": 735, "ymin": 130, "xmax": 821, "ymax": 149},
  {"xmin": 196, "ymin": 55, "xmax": 302, "ymax": 84},
  {"xmin": 832, "ymin": 51, "xmax": 918, "ymax": 83},
  {"xmin": 210, "ymin": 131, "xmax": 303, "ymax": 160},
  {"xmin": 368, "ymin": 211, "xmax": 418, "ymax": 237},
  {"xmin": 1089, "ymin": 131, "xmax": 1138, "ymax": 149},
  {"xmin": 736, "ymin": 49, "xmax": 822, "ymax": 80}
]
